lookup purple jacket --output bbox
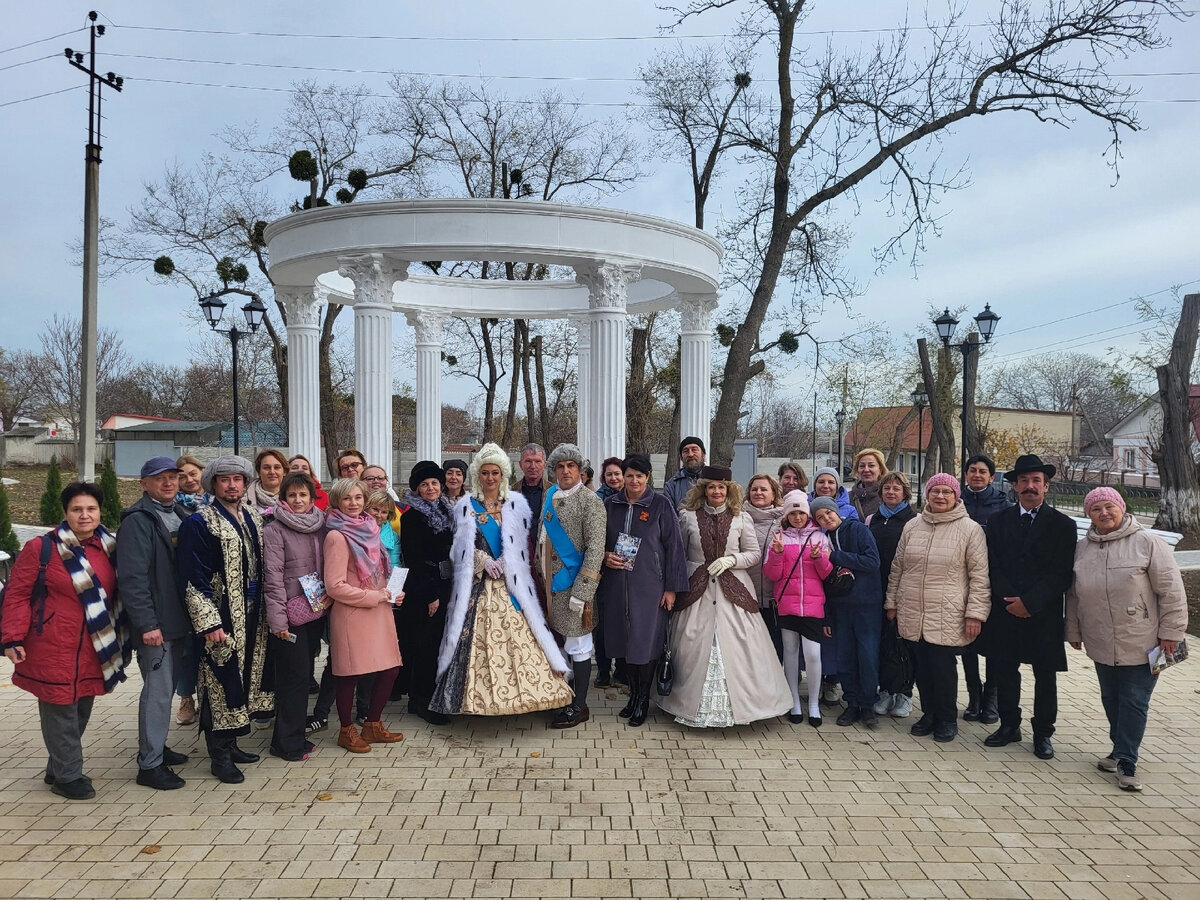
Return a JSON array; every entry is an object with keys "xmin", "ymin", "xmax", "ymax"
[{"xmin": 263, "ymin": 518, "xmax": 327, "ymax": 634}]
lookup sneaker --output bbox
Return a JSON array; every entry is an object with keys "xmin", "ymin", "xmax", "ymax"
[
  {"xmin": 873, "ymin": 692, "xmax": 894, "ymax": 716},
  {"xmin": 50, "ymin": 777, "xmax": 96, "ymax": 800},
  {"xmin": 136, "ymin": 764, "xmax": 185, "ymax": 791},
  {"xmin": 1097, "ymin": 755, "xmax": 1119, "ymax": 773},
  {"xmin": 890, "ymin": 695, "xmax": 913, "ymax": 718},
  {"xmin": 1117, "ymin": 761, "xmax": 1142, "ymax": 791},
  {"xmin": 305, "ymin": 716, "xmax": 328, "ymax": 735},
  {"xmin": 821, "ymin": 681, "xmax": 843, "ymax": 706},
  {"xmin": 176, "ymin": 696, "xmax": 196, "ymax": 726},
  {"xmin": 835, "ymin": 706, "xmax": 860, "ymax": 727}
]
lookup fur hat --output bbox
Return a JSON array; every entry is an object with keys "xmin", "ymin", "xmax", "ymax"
[
  {"xmin": 809, "ymin": 495, "xmax": 839, "ymax": 515},
  {"xmin": 547, "ymin": 443, "xmax": 585, "ymax": 472},
  {"xmin": 699, "ymin": 465, "xmax": 732, "ymax": 482},
  {"xmin": 924, "ymin": 472, "xmax": 962, "ymax": 500},
  {"xmin": 469, "ymin": 442, "xmax": 512, "ymax": 501},
  {"xmin": 201, "ymin": 455, "xmax": 254, "ymax": 494},
  {"xmin": 781, "ymin": 490, "xmax": 810, "ymax": 519},
  {"xmin": 1084, "ymin": 486, "xmax": 1126, "ymax": 516},
  {"xmin": 409, "ymin": 460, "xmax": 445, "ymax": 491}
]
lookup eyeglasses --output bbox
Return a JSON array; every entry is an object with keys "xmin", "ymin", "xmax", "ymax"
[
  {"xmin": 927, "ymin": 488, "xmax": 957, "ymax": 497},
  {"xmin": 363, "ymin": 474, "xmax": 388, "ymax": 483},
  {"xmin": 339, "ymin": 462, "xmax": 364, "ymax": 474}
]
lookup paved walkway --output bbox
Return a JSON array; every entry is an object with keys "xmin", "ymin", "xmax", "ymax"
[{"xmin": 0, "ymin": 650, "xmax": 1197, "ymax": 900}]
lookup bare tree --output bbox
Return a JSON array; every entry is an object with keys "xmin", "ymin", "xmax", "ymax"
[
  {"xmin": 657, "ymin": 0, "xmax": 1183, "ymax": 465},
  {"xmin": 1155, "ymin": 293, "xmax": 1200, "ymax": 533},
  {"xmin": 0, "ymin": 349, "xmax": 46, "ymax": 431},
  {"xmin": 35, "ymin": 315, "xmax": 131, "ymax": 437}
]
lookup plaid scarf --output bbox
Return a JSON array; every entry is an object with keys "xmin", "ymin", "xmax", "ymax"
[
  {"xmin": 50, "ymin": 522, "xmax": 131, "ymax": 692},
  {"xmin": 326, "ymin": 510, "xmax": 390, "ymax": 589}
]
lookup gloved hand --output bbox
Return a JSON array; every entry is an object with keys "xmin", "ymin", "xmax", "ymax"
[
  {"xmin": 707, "ymin": 555, "xmax": 736, "ymax": 577},
  {"xmin": 483, "ymin": 558, "xmax": 506, "ymax": 580}
]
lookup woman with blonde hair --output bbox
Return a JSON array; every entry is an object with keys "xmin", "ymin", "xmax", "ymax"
[
  {"xmin": 658, "ymin": 467, "xmax": 792, "ymax": 727},
  {"xmin": 430, "ymin": 443, "xmax": 574, "ymax": 717},
  {"xmin": 849, "ymin": 448, "xmax": 887, "ymax": 520},
  {"xmin": 746, "ymin": 472, "xmax": 786, "ymax": 660}
]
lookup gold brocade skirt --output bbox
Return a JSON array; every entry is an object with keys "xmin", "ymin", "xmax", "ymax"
[{"xmin": 431, "ymin": 575, "xmax": 573, "ymax": 716}]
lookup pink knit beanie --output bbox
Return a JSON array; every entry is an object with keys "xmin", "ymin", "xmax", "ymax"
[
  {"xmin": 1084, "ymin": 486, "xmax": 1126, "ymax": 515},
  {"xmin": 924, "ymin": 472, "xmax": 961, "ymax": 500},
  {"xmin": 782, "ymin": 490, "xmax": 810, "ymax": 518}
]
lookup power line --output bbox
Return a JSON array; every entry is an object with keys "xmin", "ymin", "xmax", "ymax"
[
  {"xmin": 1002, "ymin": 279, "xmax": 1200, "ymax": 338},
  {"xmin": 0, "ymin": 28, "xmax": 83, "ymax": 56},
  {"xmin": 0, "ymin": 53, "xmax": 56, "ymax": 73},
  {"xmin": 0, "ymin": 84, "xmax": 80, "ymax": 109}
]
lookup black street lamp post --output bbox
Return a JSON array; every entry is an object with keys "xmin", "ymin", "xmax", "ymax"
[
  {"xmin": 911, "ymin": 383, "xmax": 928, "ymax": 507},
  {"xmin": 200, "ymin": 293, "xmax": 266, "ymax": 457},
  {"xmin": 834, "ymin": 407, "xmax": 846, "ymax": 478},
  {"xmin": 933, "ymin": 304, "xmax": 1001, "ymax": 479}
]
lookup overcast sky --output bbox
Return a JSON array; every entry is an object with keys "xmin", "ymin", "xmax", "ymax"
[{"xmin": 3, "ymin": 1, "xmax": 1197, "ymax": 415}]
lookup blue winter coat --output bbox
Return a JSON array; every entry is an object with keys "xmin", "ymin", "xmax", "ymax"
[
  {"xmin": 825, "ymin": 517, "xmax": 882, "ymax": 610},
  {"xmin": 808, "ymin": 486, "xmax": 860, "ymax": 522}
]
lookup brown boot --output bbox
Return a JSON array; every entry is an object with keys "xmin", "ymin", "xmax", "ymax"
[
  {"xmin": 337, "ymin": 725, "xmax": 371, "ymax": 753},
  {"xmin": 360, "ymin": 720, "xmax": 404, "ymax": 743}
]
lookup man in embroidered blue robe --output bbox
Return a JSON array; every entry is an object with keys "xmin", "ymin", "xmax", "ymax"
[
  {"xmin": 539, "ymin": 443, "xmax": 608, "ymax": 728},
  {"xmin": 177, "ymin": 455, "xmax": 273, "ymax": 784}
]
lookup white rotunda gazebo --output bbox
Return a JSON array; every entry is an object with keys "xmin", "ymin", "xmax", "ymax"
[{"xmin": 264, "ymin": 199, "xmax": 721, "ymax": 472}]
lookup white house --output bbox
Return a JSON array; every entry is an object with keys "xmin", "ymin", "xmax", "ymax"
[{"xmin": 1104, "ymin": 386, "xmax": 1200, "ymax": 478}]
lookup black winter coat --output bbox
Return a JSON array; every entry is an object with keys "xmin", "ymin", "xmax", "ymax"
[
  {"xmin": 827, "ymin": 517, "xmax": 882, "ymax": 610},
  {"xmin": 116, "ymin": 494, "xmax": 192, "ymax": 642},
  {"xmin": 868, "ymin": 505, "xmax": 917, "ymax": 601},
  {"xmin": 962, "ymin": 484, "xmax": 1012, "ymax": 527},
  {"xmin": 399, "ymin": 505, "xmax": 455, "ymax": 610},
  {"xmin": 982, "ymin": 503, "xmax": 1077, "ymax": 670}
]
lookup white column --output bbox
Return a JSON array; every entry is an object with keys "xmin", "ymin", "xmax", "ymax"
[
  {"xmin": 279, "ymin": 284, "xmax": 327, "ymax": 472},
  {"xmin": 678, "ymin": 292, "xmax": 718, "ymax": 454},
  {"xmin": 575, "ymin": 262, "xmax": 640, "ymax": 467},
  {"xmin": 406, "ymin": 309, "xmax": 447, "ymax": 463},
  {"xmin": 570, "ymin": 312, "xmax": 592, "ymax": 467},
  {"xmin": 338, "ymin": 253, "xmax": 408, "ymax": 473}
]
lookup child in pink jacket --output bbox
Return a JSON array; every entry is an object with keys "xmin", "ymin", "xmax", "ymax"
[{"xmin": 762, "ymin": 491, "xmax": 834, "ymax": 726}]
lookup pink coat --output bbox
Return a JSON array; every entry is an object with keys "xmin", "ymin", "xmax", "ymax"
[
  {"xmin": 323, "ymin": 530, "xmax": 402, "ymax": 677},
  {"xmin": 761, "ymin": 526, "xmax": 833, "ymax": 619}
]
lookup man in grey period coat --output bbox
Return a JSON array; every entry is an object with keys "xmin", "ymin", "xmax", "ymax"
[
  {"xmin": 117, "ymin": 456, "xmax": 194, "ymax": 791},
  {"xmin": 539, "ymin": 443, "xmax": 608, "ymax": 728}
]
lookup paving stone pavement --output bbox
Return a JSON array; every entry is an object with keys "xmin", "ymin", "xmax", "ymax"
[{"xmin": 0, "ymin": 650, "xmax": 1197, "ymax": 900}]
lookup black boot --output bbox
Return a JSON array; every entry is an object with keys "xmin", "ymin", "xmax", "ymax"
[
  {"xmin": 206, "ymin": 733, "xmax": 244, "ymax": 784},
  {"xmin": 962, "ymin": 683, "xmax": 982, "ymax": 721},
  {"xmin": 978, "ymin": 685, "xmax": 999, "ymax": 725},
  {"xmin": 618, "ymin": 665, "xmax": 638, "ymax": 718},
  {"xmin": 629, "ymin": 664, "xmax": 651, "ymax": 727},
  {"xmin": 595, "ymin": 657, "xmax": 612, "ymax": 688},
  {"xmin": 613, "ymin": 659, "xmax": 629, "ymax": 686}
]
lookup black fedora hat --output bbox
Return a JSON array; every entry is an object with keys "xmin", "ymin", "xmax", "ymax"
[{"xmin": 1004, "ymin": 454, "xmax": 1056, "ymax": 482}]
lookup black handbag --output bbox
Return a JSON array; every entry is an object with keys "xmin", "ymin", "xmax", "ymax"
[
  {"xmin": 657, "ymin": 614, "xmax": 675, "ymax": 696},
  {"xmin": 878, "ymin": 617, "xmax": 915, "ymax": 694},
  {"xmin": 823, "ymin": 528, "xmax": 855, "ymax": 597}
]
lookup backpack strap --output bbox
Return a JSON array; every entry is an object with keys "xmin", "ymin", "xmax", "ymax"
[{"xmin": 31, "ymin": 535, "xmax": 54, "ymax": 635}]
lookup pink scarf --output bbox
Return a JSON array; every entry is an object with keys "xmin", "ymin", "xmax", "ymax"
[{"xmin": 325, "ymin": 509, "xmax": 390, "ymax": 589}]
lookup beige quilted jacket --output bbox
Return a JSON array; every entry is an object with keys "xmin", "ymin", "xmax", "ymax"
[{"xmin": 885, "ymin": 502, "xmax": 991, "ymax": 647}]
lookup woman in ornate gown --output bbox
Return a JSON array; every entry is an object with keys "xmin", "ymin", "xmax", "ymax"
[
  {"xmin": 430, "ymin": 443, "xmax": 574, "ymax": 716},
  {"xmin": 658, "ymin": 466, "xmax": 792, "ymax": 727}
]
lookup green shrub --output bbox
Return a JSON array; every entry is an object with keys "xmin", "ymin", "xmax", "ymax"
[
  {"xmin": 99, "ymin": 456, "xmax": 122, "ymax": 530},
  {"xmin": 39, "ymin": 455, "xmax": 63, "ymax": 526},
  {"xmin": 0, "ymin": 466, "xmax": 19, "ymax": 555}
]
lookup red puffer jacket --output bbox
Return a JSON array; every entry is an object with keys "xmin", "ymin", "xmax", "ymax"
[{"xmin": 1, "ymin": 534, "xmax": 116, "ymax": 705}]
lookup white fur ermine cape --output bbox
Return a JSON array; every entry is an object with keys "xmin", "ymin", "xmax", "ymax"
[{"xmin": 436, "ymin": 492, "xmax": 571, "ymax": 678}]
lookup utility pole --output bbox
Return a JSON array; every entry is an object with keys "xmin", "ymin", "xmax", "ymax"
[{"xmin": 66, "ymin": 11, "xmax": 123, "ymax": 481}]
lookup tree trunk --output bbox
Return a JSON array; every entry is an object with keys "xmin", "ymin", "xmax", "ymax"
[
  {"xmin": 961, "ymin": 332, "xmax": 980, "ymax": 472},
  {"xmin": 627, "ymin": 327, "xmax": 650, "ymax": 453},
  {"xmin": 533, "ymin": 335, "xmax": 550, "ymax": 450},
  {"xmin": 886, "ymin": 406, "xmax": 918, "ymax": 471},
  {"xmin": 501, "ymin": 322, "xmax": 521, "ymax": 448},
  {"xmin": 918, "ymin": 338, "xmax": 956, "ymax": 475},
  {"xmin": 1154, "ymin": 293, "xmax": 1200, "ymax": 533},
  {"xmin": 519, "ymin": 322, "xmax": 536, "ymax": 446},
  {"xmin": 480, "ymin": 318, "xmax": 498, "ymax": 443}
]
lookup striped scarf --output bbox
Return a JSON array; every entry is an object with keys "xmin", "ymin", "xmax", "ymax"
[{"xmin": 51, "ymin": 522, "xmax": 131, "ymax": 692}]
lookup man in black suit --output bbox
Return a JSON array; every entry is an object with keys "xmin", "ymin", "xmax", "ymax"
[{"xmin": 981, "ymin": 454, "xmax": 1077, "ymax": 760}]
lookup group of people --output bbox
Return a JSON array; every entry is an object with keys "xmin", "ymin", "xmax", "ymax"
[{"xmin": 0, "ymin": 438, "xmax": 1187, "ymax": 800}]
